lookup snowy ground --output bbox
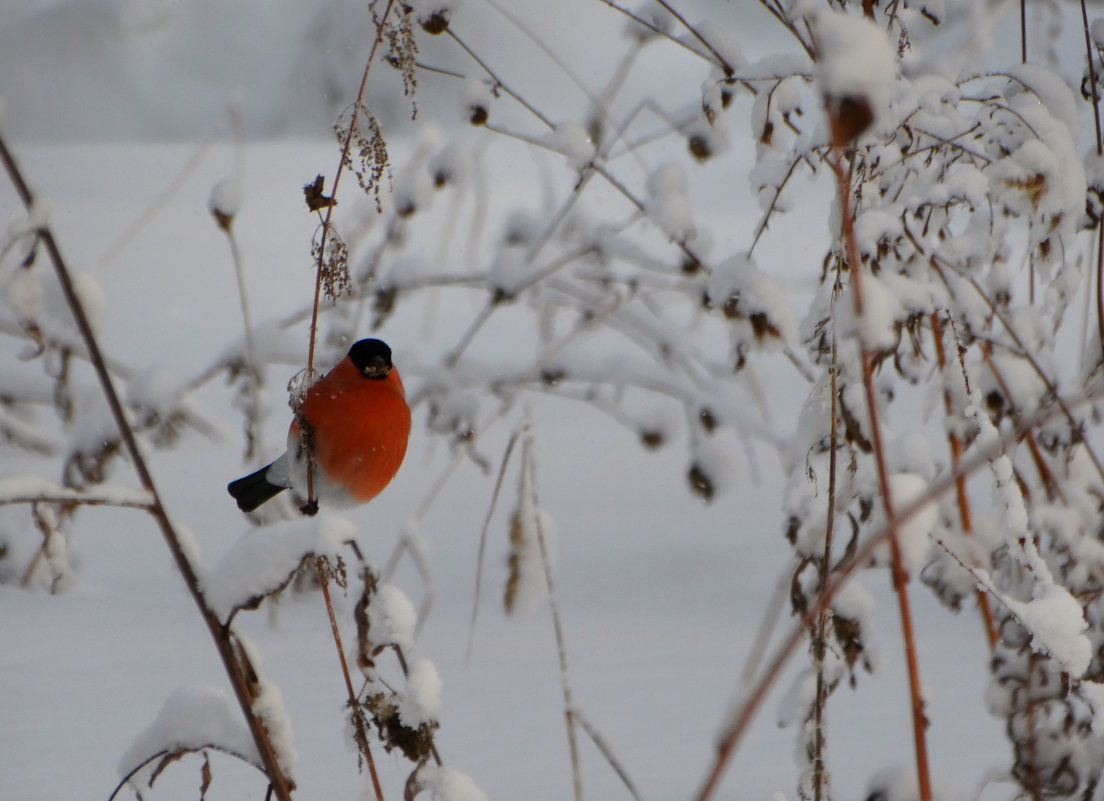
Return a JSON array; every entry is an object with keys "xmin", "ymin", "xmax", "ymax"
[{"xmin": 0, "ymin": 2, "xmax": 1027, "ymax": 800}]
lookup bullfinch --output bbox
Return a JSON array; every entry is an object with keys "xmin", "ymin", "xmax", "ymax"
[{"xmin": 228, "ymin": 338, "xmax": 411, "ymax": 514}]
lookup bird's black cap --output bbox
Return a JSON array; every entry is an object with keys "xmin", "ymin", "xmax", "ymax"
[{"xmin": 348, "ymin": 338, "xmax": 393, "ymax": 378}]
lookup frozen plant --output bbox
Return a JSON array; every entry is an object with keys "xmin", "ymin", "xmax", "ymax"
[{"xmin": 9, "ymin": 1, "xmax": 1104, "ymax": 800}]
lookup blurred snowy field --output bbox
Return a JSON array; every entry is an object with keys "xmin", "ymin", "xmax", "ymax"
[{"xmin": 0, "ymin": 2, "xmax": 1025, "ymax": 800}]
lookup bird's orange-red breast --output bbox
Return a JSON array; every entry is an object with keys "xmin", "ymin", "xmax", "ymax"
[{"xmin": 228, "ymin": 339, "xmax": 411, "ymax": 513}]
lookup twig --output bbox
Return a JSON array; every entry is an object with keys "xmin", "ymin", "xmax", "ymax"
[
  {"xmin": 218, "ymin": 207, "xmax": 266, "ymax": 461},
  {"xmin": 466, "ymin": 426, "xmax": 523, "ymax": 663},
  {"xmin": 522, "ymin": 422, "xmax": 583, "ymax": 801},
  {"xmin": 107, "ymin": 745, "xmax": 260, "ymax": 801},
  {"xmin": 0, "ymin": 488, "xmax": 153, "ymax": 510},
  {"xmin": 755, "ymin": 0, "xmax": 815, "ymax": 59},
  {"xmin": 572, "ymin": 706, "xmax": 644, "ymax": 801},
  {"xmin": 654, "ymin": 0, "xmax": 735, "ymax": 75},
  {"xmin": 445, "ymin": 29, "xmax": 555, "ymax": 129}
]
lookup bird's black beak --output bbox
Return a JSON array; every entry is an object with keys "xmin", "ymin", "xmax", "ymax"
[{"xmin": 361, "ymin": 356, "xmax": 391, "ymax": 379}]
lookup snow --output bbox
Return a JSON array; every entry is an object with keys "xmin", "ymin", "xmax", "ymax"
[
  {"xmin": 207, "ymin": 178, "xmax": 242, "ymax": 221},
  {"xmin": 461, "ymin": 78, "xmax": 494, "ymax": 125},
  {"xmin": 813, "ymin": 11, "xmax": 896, "ymax": 131},
  {"xmin": 117, "ymin": 684, "xmax": 263, "ymax": 793},
  {"xmin": 393, "ymin": 168, "xmax": 435, "ymax": 218},
  {"xmin": 367, "ymin": 580, "xmax": 418, "ymax": 653},
  {"xmin": 692, "ymin": 20, "xmax": 746, "ymax": 73},
  {"xmin": 645, "ymin": 163, "xmax": 695, "ymax": 242},
  {"xmin": 399, "ymin": 657, "xmax": 444, "ymax": 727},
  {"xmin": 1001, "ymin": 583, "xmax": 1092, "ymax": 678},
  {"xmin": 869, "ymin": 473, "xmax": 937, "ymax": 578},
  {"xmin": 1093, "ymin": 17, "xmax": 1104, "ymax": 51},
  {"xmin": 836, "ymin": 272, "xmax": 904, "ymax": 352},
  {"xmin": 5, "ymin": 267, "xmax": 43, "ymax": 321},
  {"xmin": 203, "ymin": 514, "xmax": 353, "ymax": 622},
  {"xmin": 0, "ymin": 474, "xmax": 152, "ymax": 507},
  {"xmin": 1005, "ymin": 64, "xmax": 1080, "ymax": 141},
  {"xmin": 1081, "ymin": 681, "xmax": 1104, "ymax": 734},
  {"xmin": 545, "ymin": 123, "xmax": 595, "ymax": 171},
  {"xmin": 709, "ymin": 252, "xmax": 799, "ymax": 347},
  {"xmin": 863, "ymin": 766, "xmax": 923, "ymax": 801},
  {"xmin": 411, "ymin": 764, "xmax": 488, "ymax": 801},
  {"xmin": 236, "ymin": 634, "xmax": 298, "ymax": 777},
  {"xmin": 429, "ymin": 141, "xmax": 473, "ymax": 189},
  {"xmin": 126, "ymin": 365, "xmax": 190, "ymax": 423}
]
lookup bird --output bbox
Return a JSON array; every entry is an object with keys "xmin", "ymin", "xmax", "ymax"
[{"xmin": 228, "ymin": 338, "xmax": 411, "ymax": 514}]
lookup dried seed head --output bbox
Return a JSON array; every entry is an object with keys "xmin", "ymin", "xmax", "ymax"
[
  {"xmin": 420, "ymin": 10, "xmax": 449, "ymax": 34},
  {"xmin": 687, "ymin": 463, "xmax": 714, "ymax": 501},
  {"xmin": 688, "ymin": 133, "xmax": 712, "ymax": 162},
  {"xmin": 303, "ymin": 174, "xmax": 337, "ymax": 212},
  {"xmin": 698, "ymin": 408, "xmax": 717, "ymax": 432},
  {"xmin": 826, "ymin": 94, "xmax": 874, "ymax": 147}
]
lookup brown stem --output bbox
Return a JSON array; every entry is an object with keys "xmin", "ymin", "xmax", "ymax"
[
  {"xmin": 1021, "ymin": 0, "xmax": 1027, "ymax": 64},
  {"xmin": 812, "ymin": 339, "xmax": 840, "ymax": 801},
  {"xmin": 830, "ymin": 146, "xmax": 933, "ymax": 801},
  {"xmin": 980, "ymin": 347, "xmax": 1067, "ymax": 505},
  {"xmin": 930, "ymin": 313, "xmax": 999, "ymax": 649},
  {"xmin": 315, "ymin": 557, "xmax": 385, "ymax": 801},
  {"xmin": 524, "ymin": 429, "xmax": 584, "ymax": 801},
  {"xmin": 304, "ymin": 0, "xmax": 398, "ymax": 506},
  {"xmin": 0, "ymin": 133, "xmax": 296, "ymax": 801}
]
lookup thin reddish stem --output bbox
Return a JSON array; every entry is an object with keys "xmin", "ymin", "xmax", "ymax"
[
  {"xmin": 931, "ymin": 313, "xmax": 998, "ymax": 649},
  {"xmin": 315, "ymin": 557, "xmax": 385, "ymax": 801},
  {"xmin": 831, "ymin": 146, "xmax": 933, "ymax": 801},
  {"xmin": 304, "ymin": 0, "xmax": 398, "ymax": 506}
]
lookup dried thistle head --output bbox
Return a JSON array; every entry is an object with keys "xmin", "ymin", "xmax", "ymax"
[
  {"xmin": 312, "ymin": 224, "xmax": 351, "ymax": 302},
  {"xmin": 386, "ymin": 7, "xmax": 419, "ymax": 119},
  {"xmin": 334, "ymin": 104, "xmax": 391, "ymax": 213}
]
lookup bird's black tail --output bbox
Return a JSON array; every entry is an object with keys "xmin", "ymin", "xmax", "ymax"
[{"xmin": 227, "ymin": 463, "xmax": 286, "ymax": 513}]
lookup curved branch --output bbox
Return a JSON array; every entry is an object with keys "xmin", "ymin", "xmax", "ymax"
[{"xmin": 0, "ymin": 133, "xmax": 297, "ymax": 801}]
